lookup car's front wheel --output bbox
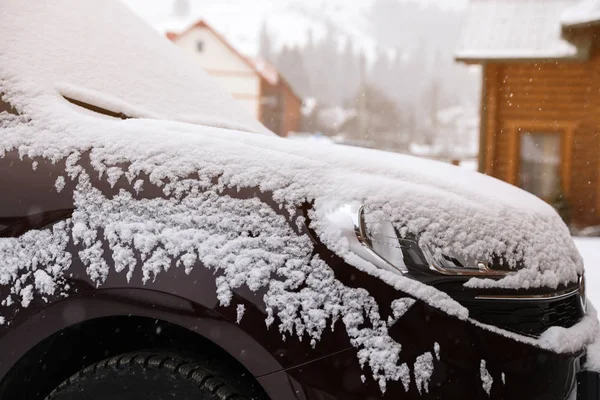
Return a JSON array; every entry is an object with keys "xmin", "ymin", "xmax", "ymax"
[{"xmin": 45, "ymin": 351, "xmax": 252, "ymax": 400}]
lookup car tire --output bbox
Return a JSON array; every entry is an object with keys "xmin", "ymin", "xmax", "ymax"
[{"xmin": 45, "ymin": 351, "xmax": 252, "ymax": 400}]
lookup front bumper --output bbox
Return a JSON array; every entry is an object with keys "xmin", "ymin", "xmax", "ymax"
[
  {"xmin": 259, "ymin": 300, "xmax": 587, "ymax": 399},
  {"xmin": 578, "ymin": 371, "xmax": 600, "ymax": 400}
]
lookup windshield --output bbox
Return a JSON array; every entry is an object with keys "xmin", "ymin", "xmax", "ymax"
[{"xmin": 0, "ymin": 0, "xmax": 267, "ymax": 134}]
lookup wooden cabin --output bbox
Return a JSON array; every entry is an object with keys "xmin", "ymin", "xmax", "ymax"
[
  {"xmin": 166, "ymin": 20, "xmax": 301, "ymax": 137},
  {"xmin": 456, "ymin": 0, "xmax": 600, "ymax": 227}
]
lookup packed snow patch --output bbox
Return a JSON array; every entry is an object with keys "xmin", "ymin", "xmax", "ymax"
[
  {"xmin": 561, "ymin": 0, "xmax": 600, "ymax": 27},
  {"xmin": 236, "ymin": 304, "xmax": 245, "ymax": 324},
  {"xmin": 0, "ymin": 221, "xmax": 71, "ymax": 311},
  {"xmin": 387, "ymin": 298, "xmax": 416, "ymax": 325},
  {"xmin": 467, "ymin": 303, "xmax": 598, "ymax": 354},
  {"xmin": 414, "ymin": 351, "xmax": 434, "ymax": 394},
  {"xmin": 480, "ymin": 359, "xmax": 493, "ymax": 396},
  {"xmin": 538, "ymin": 303, "xmax": 599, "ymax": 354}
]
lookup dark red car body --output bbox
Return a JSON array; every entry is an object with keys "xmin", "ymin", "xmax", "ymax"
[{"xmin": 0, "ymin": 146, "xmax": 586, "ymax": 399}]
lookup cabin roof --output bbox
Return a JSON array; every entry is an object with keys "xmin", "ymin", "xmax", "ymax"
[
  {"xmin": 167, "ymin": 19, "xmax": 301, "ymax": 101},
  {"xmin": 455, "ymin": 0, "xmax": 594, "ymax": 63},
  {"xmin": 561, "ymin": 0, "xmax": 600, "ymax": 28}
]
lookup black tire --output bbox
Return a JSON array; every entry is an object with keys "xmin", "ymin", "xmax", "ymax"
[{"xmin": 45, "ymin": 352, "xmax": 252, "ymax": 400}]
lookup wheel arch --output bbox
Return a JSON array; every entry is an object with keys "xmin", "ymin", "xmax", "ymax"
[{"xmin": 0, "ymin": 288, "xmax": 278, "ymax": 399}]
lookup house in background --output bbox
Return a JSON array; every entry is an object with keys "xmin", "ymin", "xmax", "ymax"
[
  {"xmin": 166, "ymin": 20, "xmax": 301, "ymax": 137},
  {"xmin": 455, "ymin": 0, "xmax": 600, "ymax": 227}
]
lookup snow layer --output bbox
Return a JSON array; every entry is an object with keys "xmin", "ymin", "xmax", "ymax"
[
  {"xmin": 468, "ymin": 303, "xmax": 598, "ymax": 354},
  {"xmin": 236, "ymin": 304, "xmax": 246, "ymax": 324},
  {"xmin": 480, "ymin": 359, "xmax": 493, "ymax": 396},
  {"xmin": 561, "ymin": 0, "xmax": 600, "ymax": 28},
  {"xmin": 0, "ymin": 222, "xmax": 71, "ymax": 312},
  {"xmin": 414, "ymin": 351, "xmax": 434, "ymax": 394},
  {"xmin": 456, "ymin": 0, "xmax": 586, "ymax": 61},
  {"xmin": 0, "ymin": 0, "xmax": 595, "ymax": 390},
  {"xmin": 387, "ymin": 298, "xmax": 416, "ymax": 326},
  {"xmin": 574, "ymin": 238, "xmax": 600, "ymax": 306}
]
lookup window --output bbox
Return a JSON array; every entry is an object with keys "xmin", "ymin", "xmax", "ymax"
[
  {"xmin": 196, "ymin": 40, "xmax": 204, "ymax": 52},
  {"xmin": 519, "ymin": 132, "xmax": 561, "ymax": 199}
]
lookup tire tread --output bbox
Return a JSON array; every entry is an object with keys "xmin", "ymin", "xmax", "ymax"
[{"xmin": 46, "ymin": 351, "xmax": 251, "ymax": 400}]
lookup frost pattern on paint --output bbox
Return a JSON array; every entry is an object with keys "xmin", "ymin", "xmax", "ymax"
[
  {"xmin": 387, "ymin": 298, "xmax": 416, "ymax": 325},
  {"xmin": 0, "ymin": 155, "xmax": 422, "ymax": 392},
  {"xmin": 0, "ymin": 221, "xmax": 71, "ymax": 312},
  {"xmin": 480, "ymin": 359, "xmax": 493, "ymax": 396},
  {"xmin": 414, "ymin": 351, "xmax": 434, "ymax": 394},
  {"xmin": 54, "ymin": 176, "xmax": 66, "ymax": 193},
  {"xmin": 236, "ymin": 304, "xmax": 245, "ymax": 324}
]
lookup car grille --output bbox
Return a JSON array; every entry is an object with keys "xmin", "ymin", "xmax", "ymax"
[{"xmin": 463, "ymin": 292, "xmax": 584, "ymax": 337}]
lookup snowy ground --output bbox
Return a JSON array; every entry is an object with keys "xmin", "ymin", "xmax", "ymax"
[
  {"xmin": 574, "ymin": 237, "xmax": 600, "ymax": 306},
  {"xmin": 575, "ymin": 237, "xmax": 600, "ymax": 375}
]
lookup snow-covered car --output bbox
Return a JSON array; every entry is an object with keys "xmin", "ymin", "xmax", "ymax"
[{"xmin": 0, "ymin": 1, "xmax": 597, "ymax": 399}]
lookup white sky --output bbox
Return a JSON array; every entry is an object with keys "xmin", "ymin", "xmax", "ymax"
[
  {"xmin": 121, "ymin": 0, "xmax": 470, "ymax": 60},
  {"xmin": 122, "ymin": 0, "xmax": 469, "ymax": 23}
]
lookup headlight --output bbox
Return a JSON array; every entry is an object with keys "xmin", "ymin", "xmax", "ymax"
[
  {"xmin": 326, "ymin": 203, "xmax": 513, "ymax": 277},
  {"xmin": 579, "ymin": 273, "xmax": 587, "ymax": 312}
]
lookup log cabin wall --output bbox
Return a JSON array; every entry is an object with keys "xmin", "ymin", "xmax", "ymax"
[
  {"xmin": 281, "ymin": 85, "xmax": 301, "ymax": 137},
  {"xmin": 482, "ymin": 28, "xmax": 600, "ymax": 227}
]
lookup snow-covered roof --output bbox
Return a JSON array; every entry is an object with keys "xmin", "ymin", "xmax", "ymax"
[
  {"xmin": 456, "ymin": 0, "xmax": 592, "ymax": 62},
  {"xmin": 561, "ymin": 0, "xmax": 600, "ymax": 28},
  {"xmin": 0, "ymin": 0, "xmax": 268, "ymax": 134},
  {"xmin": 167, "ymin": 20, "xmax": 300, "ymax": 99},
  {"xmin": 248, "ymin": 57, "xmax": 280, "ymax": 86}
]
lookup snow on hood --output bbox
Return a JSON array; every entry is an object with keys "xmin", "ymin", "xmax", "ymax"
[
  {"xmin": 0, "ymin": 0, "xmax": 268, "ymax": 134},
  {"xmin": 0, "ymin": 111, "xmax": 583, "ymax": 292}
]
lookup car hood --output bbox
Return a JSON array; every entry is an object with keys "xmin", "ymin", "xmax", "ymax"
[{"xmin": 1, "ymin": 110, "xmax": 584, "ymax": 294}]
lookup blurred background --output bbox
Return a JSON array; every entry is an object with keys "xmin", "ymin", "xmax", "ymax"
[{"xmin": 122, "ymin": 0, "xmax": 479, "ymax": 166}]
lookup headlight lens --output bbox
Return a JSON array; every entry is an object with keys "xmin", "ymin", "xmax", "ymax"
[
  {"xmin": 579, "ymin": 273, "xmax": 587, "ymax": 312},
  {"xmin": 326, "ymin": 203, "xmax": 514, "ymax": 277}
]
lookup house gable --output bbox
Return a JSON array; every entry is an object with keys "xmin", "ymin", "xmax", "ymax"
[
  {"xmin": 173, "ymin": 24, "xmax": 255, "ymax": 75},
  {"xmin": 167, "ymin": 20, "xmax": 302, "ymax": 137},
  {"xmin": 169, "ymin": 21, "xmax": 261, "ymax": 119}
]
